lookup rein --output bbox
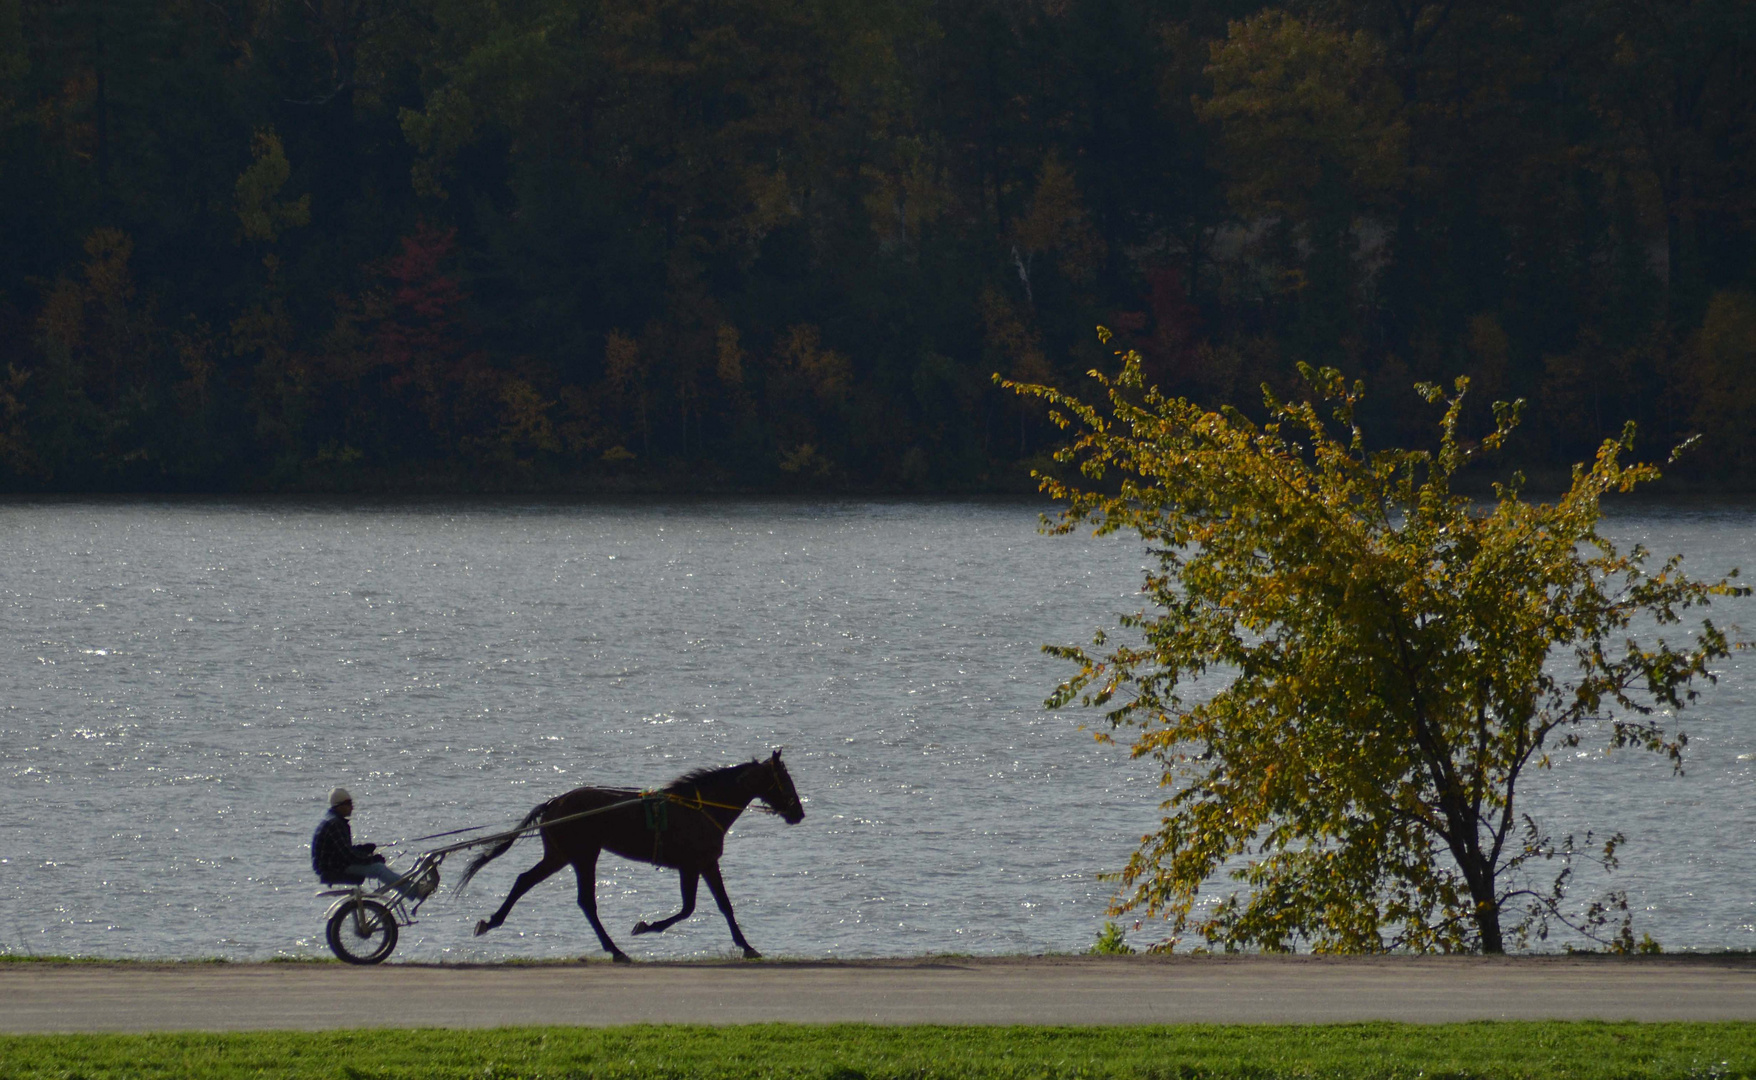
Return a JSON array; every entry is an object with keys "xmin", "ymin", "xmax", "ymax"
[
  {"xmin": 665, "ymin": 791, "xmax": 778, "ymax": 815},
  {"xmin": 646, "ymin": 789, "xmax": 777, "ymax": 837},
  {"xmin": 380, "ymin": 823, "xmax": 497, "ymax": 849},
  {"xmin": 427, "ymin": 789, "xmax": 776, "ymax": 856},
  {"xmin": 408, "ymin": 762, "xmax": 790, "ymax": 862}
]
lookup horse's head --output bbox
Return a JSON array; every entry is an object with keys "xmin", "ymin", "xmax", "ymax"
[{"xmin": 754, "ymin": 748, "xmax": 804, "ymax": 824}]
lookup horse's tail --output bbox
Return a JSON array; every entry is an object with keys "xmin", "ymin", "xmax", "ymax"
[{"xmin": 456, "ymin": 800, "xmax": 552, "ymax": 892}]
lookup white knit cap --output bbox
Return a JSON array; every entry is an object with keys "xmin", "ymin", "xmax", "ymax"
[{"xmin": 328, "ymin": 787, "xmax": 353, "ymax": 807}]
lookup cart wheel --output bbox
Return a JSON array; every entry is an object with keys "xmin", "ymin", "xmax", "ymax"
[{"xmin": 326, "ymin": 899, "xmax": 398, "ymax": 964}]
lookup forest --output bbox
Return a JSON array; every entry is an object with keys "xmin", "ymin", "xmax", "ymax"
[{"xmin": 0, "ymin": 0, "xmax": 1751, "ymax": 492}]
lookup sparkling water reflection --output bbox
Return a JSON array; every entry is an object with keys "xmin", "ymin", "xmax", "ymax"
[{"xmin": 1, "ymin": 498, "xmax": 1752, "ymax": 959}]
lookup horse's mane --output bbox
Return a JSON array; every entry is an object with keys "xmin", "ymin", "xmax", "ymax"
[{"xmin": 663, "ymin": 759, "xmax": 758, "ymax": 792}]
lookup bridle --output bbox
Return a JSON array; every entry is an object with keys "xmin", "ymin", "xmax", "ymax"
[
  {"xmin": 656, "ymin": 758, "xmax": 798, "ymax": 831},
  {"xmin": 760, "ymin": 756, "xmax": 802, "ymax": 819}
]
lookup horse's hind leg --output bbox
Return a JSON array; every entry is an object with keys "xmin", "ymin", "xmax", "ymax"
[
  {"xmin": 572, "ymin": 851, "xmax": 630, "ymax": 963},
  {"xmin": 474, "ymin": 851, "xmax": 566, "ymax": 936},
  {"xmin": 702, "ymin": 864, "xmax": 760, "ymax": 959},
  {"xmin": 632, "ymin": 870, "xmax": 699, "ymax": 936}
]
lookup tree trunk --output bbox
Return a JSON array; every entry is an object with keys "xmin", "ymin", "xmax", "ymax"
[
  {"xmin": 1460, "ymin": 849, "xmax": 1504, "ymax": 953},
  {"xmin": 94, "ymin": 4, "xmax": 108, "ymax": 196},
  {"xmin": 1474, "ymin": 895, "xmax": 1504, "ymax": 954}
]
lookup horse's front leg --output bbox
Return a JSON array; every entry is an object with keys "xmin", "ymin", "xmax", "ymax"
[
  {"xmin": 474, "ymin": 852, "xmax": 565, "ymax": 936},
  {"xmin": 572, "ymin": 851, "xmax": 630, "ymax": 963},
  {"xmin": 702, "ymin": 864, "xmax": 760, "ymax": 959},
  {"xmin": 632, "ymin": 870, "xmax": 699, "ymax": 936}
]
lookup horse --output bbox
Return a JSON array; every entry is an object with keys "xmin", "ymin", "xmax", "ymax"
[{"xmin": 458, "ymin": 749, "xmax": 804, "ymax": 962}]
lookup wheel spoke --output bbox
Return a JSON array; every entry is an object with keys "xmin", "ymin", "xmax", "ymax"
[{"xmin": 328, "ymin": 899, "xmax": 398, "ymax": 964}]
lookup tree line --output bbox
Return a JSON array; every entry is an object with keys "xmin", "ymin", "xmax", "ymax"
[{"xmin": 0, "ymin": 0, "xmax": 1751, "ymax": 491}]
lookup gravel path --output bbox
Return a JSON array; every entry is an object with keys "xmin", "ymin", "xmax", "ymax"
[{"xmin": 4, "ymin": 955, "xmax": 1756, "ymax": 1032}]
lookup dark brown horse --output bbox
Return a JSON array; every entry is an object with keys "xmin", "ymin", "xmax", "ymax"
[{"xmin": 458, "ymin": 749, "xmax": 804, "ymax": 962}]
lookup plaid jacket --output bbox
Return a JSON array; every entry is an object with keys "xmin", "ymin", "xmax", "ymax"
[{"xmin": 311, "ymin": 809, "xmax": 372, "ymax": 882}]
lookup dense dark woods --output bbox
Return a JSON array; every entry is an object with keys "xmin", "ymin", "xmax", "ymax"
[{"xmin": 0, "ymin": 0, "xmax": 1752, "ymax": 491}]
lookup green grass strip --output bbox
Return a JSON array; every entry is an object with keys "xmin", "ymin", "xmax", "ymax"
[{"xmin": 0, "ymin": 1023, "xmax": 1750, "ymax": 1080}]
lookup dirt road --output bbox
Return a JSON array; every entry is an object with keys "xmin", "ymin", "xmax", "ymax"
[{"xmin": 4, "ymin": 955, "xmax": 1755, "ymax": 1032}]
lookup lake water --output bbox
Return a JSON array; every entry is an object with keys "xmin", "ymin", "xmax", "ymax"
[{"xmin": 2, "ymin": 498, "xmax": 1753, "ymax": 960}]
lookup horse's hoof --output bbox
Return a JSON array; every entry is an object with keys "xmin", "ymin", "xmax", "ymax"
[
  {"xmin": 611, "ymin": 952, "xmax": 632, "ymax": 964},
  {"xmin": 742, "ymin": 947, "xmax": 762, "ymax": 960},
  {"xmin": 474, "ymin": 920, "xmax": 492, "ymax": 937},
  {"xmin": 631, "ymin": 920, "xmax": 652, "ymax": 935}
]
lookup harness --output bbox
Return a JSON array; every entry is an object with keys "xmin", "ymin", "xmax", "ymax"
[
  {"xmin": 640, "ymin": 787, "xmax": 766, "ymax": 858},
  {"xmin": 380, "ymin": 759, "xmax": 796, "ymax": 866}
]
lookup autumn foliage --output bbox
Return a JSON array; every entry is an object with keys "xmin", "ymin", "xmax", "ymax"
[
  {"xmin": 0, "ymin": 0, "xmax": 1751, "ymax": 490},
  {"xmin": 1010, "ymin": 346, "xmax": 1747, "ymax": 953}
]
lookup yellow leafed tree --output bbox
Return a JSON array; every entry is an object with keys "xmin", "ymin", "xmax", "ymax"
[{"xmin": 1007, "ymin": 335, "xmax": 1746, "ymax": 953}]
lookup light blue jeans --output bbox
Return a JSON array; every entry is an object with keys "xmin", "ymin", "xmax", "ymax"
[{"xmin": 347, "ymin": 861, "xmax": 416, "ymax": 899}]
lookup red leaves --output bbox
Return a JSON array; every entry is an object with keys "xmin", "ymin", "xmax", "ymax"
[
  {"xmin": 363, "ymin": 222, "xmax": 498, "ymax": 445},
  {"xmin": 373, "ymin": 222, "xmax": 469, "ymax": 390}
]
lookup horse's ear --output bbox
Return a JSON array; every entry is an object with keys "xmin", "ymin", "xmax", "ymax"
[{"xmin": 771, "ymin": 746, "xmax": 784, "ymax": 761}]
